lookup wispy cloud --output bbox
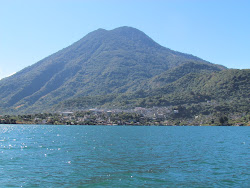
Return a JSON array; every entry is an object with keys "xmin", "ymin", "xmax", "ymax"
[
  {"xmin": 0, "ymin": 68, "xmax": 16, "ymax": 80},
  {"xmin": 7, "ymin": 72, "xmax": 16, "ymax": 77}
]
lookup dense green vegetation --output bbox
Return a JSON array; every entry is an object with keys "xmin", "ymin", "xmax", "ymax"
[
  {"xmin": 0, "ymin": 27, "xmax": 224, "ymax": 114},
  {"xmin": 0, "ymin": 26, "xmax": 248, "ymax": 123},
  {"xmin": 54, "ymin": 68, "xmax": 249, "ymax": 119}
]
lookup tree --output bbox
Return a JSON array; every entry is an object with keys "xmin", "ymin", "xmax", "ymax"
[{"xmin": 219, "ymin": 116, "xmax": 228, "ymax": 125}]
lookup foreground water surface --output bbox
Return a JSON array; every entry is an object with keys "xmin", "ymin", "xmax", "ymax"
[{"xmin": 0, "ymin": 125, "xmax": 249, "ymax": 187}]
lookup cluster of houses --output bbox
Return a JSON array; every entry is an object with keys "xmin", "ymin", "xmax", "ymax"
[
  {"xmin": 29, "ymin": 107, "xmax": 180, "ymax": 125},
  {"xmin": 0, "ymin": 106, "xmax": 248, "ymax": 126}
]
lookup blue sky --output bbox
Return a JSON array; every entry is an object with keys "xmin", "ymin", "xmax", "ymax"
[{"xmin": 0, "ymin": 0, "xmax": 249, "ymax": 79}]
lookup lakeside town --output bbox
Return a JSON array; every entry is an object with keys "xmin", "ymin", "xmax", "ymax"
[{"xmin": 0, "ymin": 106, "xmax": 249, "ymax": 126}]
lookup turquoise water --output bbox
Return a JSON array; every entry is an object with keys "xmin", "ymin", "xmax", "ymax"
[{"xmin": 0, "ymin": 125, "xmax": 249, "ymax": 187}]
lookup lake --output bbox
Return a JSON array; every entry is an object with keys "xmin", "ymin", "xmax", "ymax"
[{"xmin": 0, "ymin": 125, "xmax": 249, "ymax": 187}]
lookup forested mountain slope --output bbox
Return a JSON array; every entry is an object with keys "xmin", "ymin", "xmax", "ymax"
[
  {"xmin": 0, "ymin": 27, "xmax": 225, "ymax": 114},
  {"xmin": 54, "ymin": 68, "xmax": 249, "ymax": 115}
]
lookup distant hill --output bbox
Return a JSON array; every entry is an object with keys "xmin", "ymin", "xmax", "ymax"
[
  {"xmin": 0, "ymin": 26, "xmax": 227, "ymax": 114},
  {"xmin": 54, "ymin": 67, "xmax": 249, "ymax": 115}
]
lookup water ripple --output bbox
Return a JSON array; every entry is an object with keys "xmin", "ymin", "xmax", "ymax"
[{"xmin": 0, "ymin": 125, "xmax": 249, "ymax": 187}]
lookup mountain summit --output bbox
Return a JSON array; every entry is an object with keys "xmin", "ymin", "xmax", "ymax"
[{"xmin": 0, "ymin": 26, "xmax": 226, "ymax": 113}]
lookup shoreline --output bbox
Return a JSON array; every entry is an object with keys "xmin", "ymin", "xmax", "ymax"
[{"xmin": 0, "ymin": 123, "xmax": 248, "ymax": 126}]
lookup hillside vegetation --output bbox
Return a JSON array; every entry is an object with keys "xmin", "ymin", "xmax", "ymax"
[
  {"xmin": 55, "ymin": 68, "xmax": 250, "ymax": 116},
  {"xmin": 0, "ymin": 26, "xmax": 248, "ymax": 124},
  {"xmin": 0, "ymin": 26, "xmax": 226, "ymax": 114}
]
